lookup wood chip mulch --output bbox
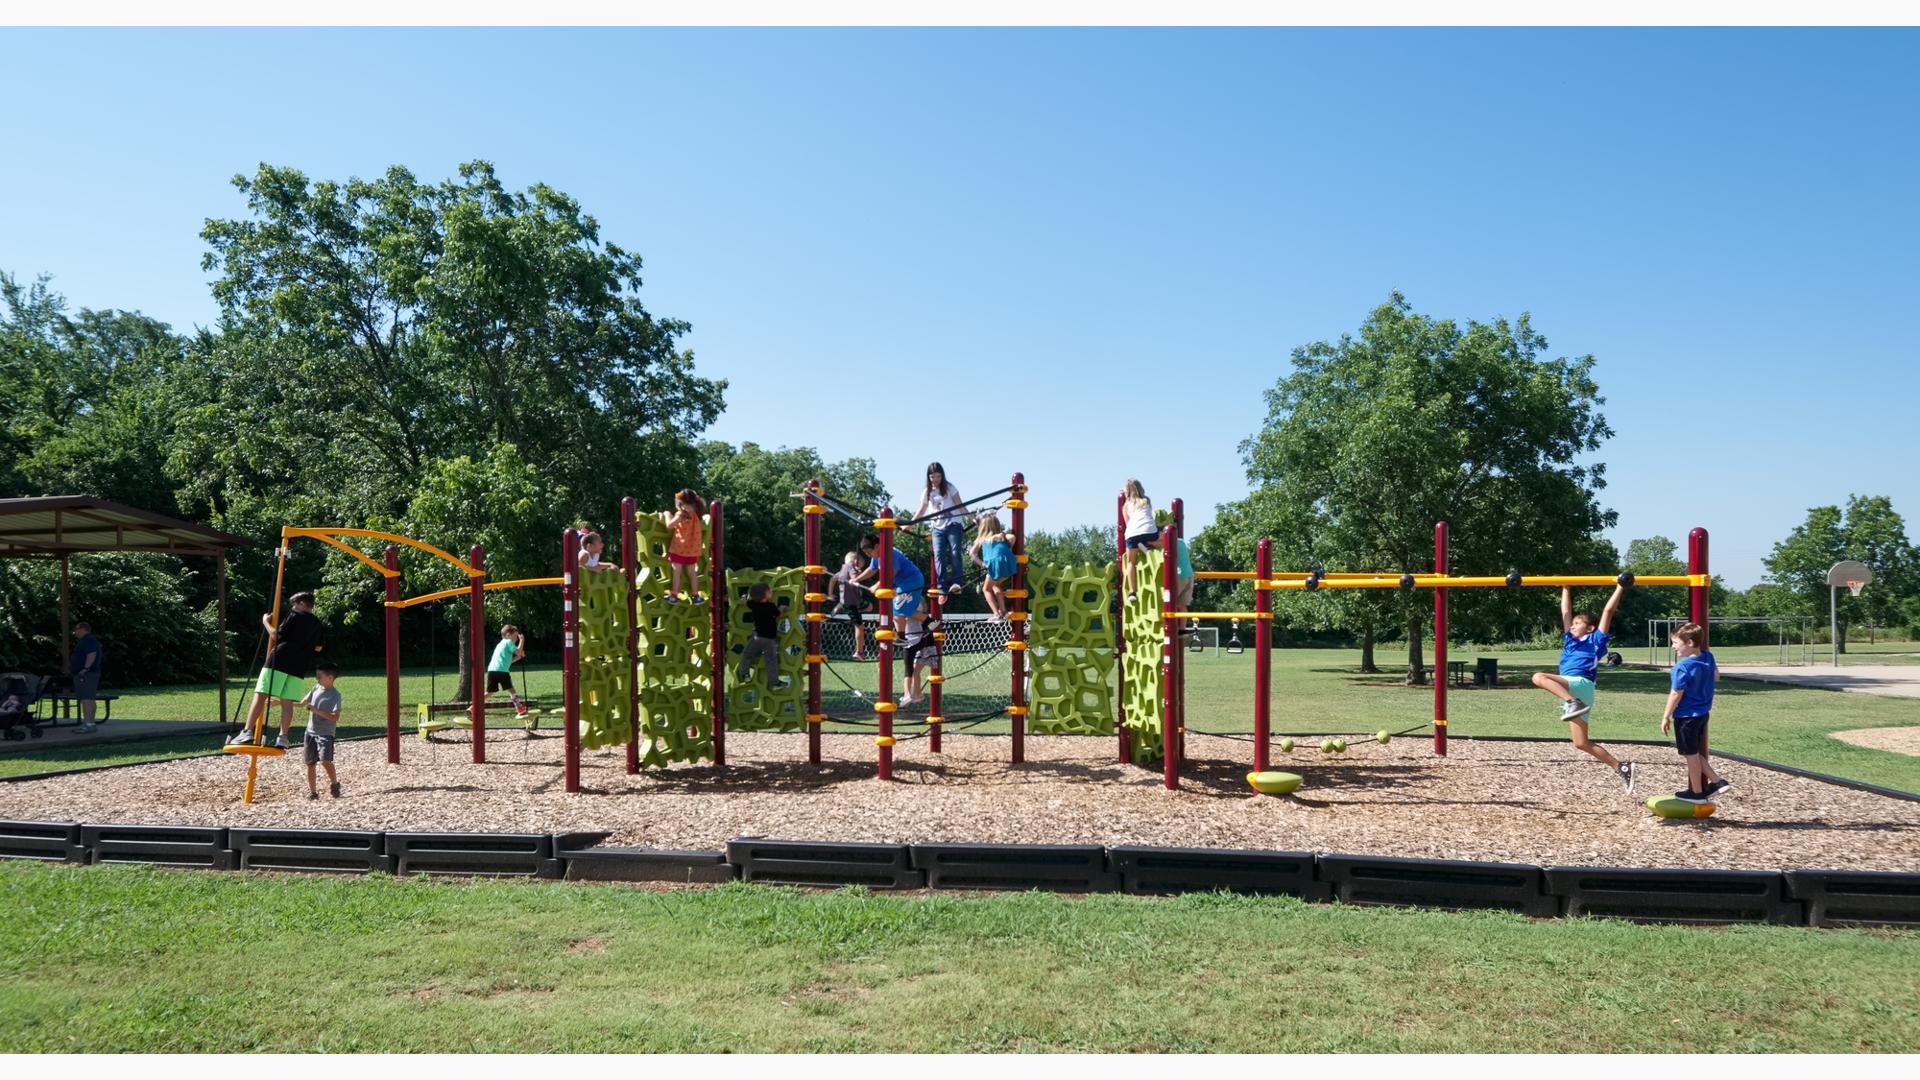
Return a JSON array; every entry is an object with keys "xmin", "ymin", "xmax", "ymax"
[{"xmin": 3, "ymin": 732, "xmax": 1917, "ymax": 872}]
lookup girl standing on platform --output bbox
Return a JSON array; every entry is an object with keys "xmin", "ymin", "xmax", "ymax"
[
  {"xmin": 665, "ymin": 489, "xmax": 707, "ymax": 604},
  {"xmin": 915, "ymin": 463, "xmax": 967, "ymax": 597},
  {"xmin": 1119, "ymin": 479, "xmax": 1158, "ymax": 600},
  {"xmin": 969, "ymin": 512, "xmax": 1017, "ymax": 621}
]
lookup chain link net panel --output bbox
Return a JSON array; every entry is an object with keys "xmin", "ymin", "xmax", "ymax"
[{"xmin": 816, "ymin": 614, "xmax": 1014, "ymax": 727}]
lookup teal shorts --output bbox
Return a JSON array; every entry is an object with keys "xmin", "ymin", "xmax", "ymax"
[
  {"xmin": 1564, "ymin": 675, "xmax": 1596, "ymax": 713},
  {"xmin": 255, "ymin": 667, "xmax": 305, "ymax": 701}
]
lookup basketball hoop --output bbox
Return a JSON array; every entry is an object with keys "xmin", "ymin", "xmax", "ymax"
[{"xmin": 1847, "ymin": 580, "xmax": 1867, "ymax": 598}]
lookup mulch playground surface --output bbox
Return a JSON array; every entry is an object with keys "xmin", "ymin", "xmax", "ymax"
[{"xmin": 3, "ymin": 732, "xmax": 1917, "ymax": 872}]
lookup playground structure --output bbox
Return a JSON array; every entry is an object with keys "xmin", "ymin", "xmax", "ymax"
[
  {"xmin": 223, "ymin": 477, "xmax": 1718, "ymax": 806},
  {"xmin": 1135, "ymin": 513, "xmax": 1713, "ymax": 790}
]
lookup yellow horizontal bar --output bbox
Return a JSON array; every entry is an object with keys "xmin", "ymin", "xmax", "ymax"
[
  {"xmin": 1194, "ymin": 571, "xmax": 1255, "ymax": 580},
  {"xmin": 1165, "ymin": 611, "xmax": 1272, "ymax": 620},
  {"xmin": 387, "ymin": 576, "xmax": 564, "ymax": 608},
  {"xmin": 1268, "ymin": 573, "xmax": 1707, "ymax": 591}
]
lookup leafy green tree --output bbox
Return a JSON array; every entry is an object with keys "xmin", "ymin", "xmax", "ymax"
[
  {"xmin": 696, "ymin": 442, "xmax": 890, "ymax": 574},
  {"xmin": 1026, "ymin": 525, "xmax": 1113, "ymax": 570},
  {"xmin": 1204, "ymin": 293, "xmax": 1615, "ymax": 680},
  {"xmin": 0, "ymin": 553, "xmax": 221, "ymax": 685},
  {"xmin": 1764, "ymin": 496, "xmax": 1918, "ymax": 651}
]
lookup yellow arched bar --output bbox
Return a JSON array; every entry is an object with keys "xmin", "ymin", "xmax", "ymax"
[
  {"xmin": 387, "ymin": 577, "xmax": 565, "ymax": 609},
  {"xmin": 283, "ymin": 527, "xmax": 483, "ymax": 580},
  {"xmin": 1264, "ymin": 573, "xmax": 1706, "ymax": 591}
]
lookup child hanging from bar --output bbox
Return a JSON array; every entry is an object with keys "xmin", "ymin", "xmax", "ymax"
[
  {"xmin": 665, "ymin": 489, "xmax": 707, "ymax": 604},
  {"xmin": 968, "ymin": 512, "xmax": 1018, "ymax": 622},
  {"xmin": 1119, "ymin": 479, "xmax": 1158, "ymax": 601},
  {"xmin": 485, "ymin": 624, "xmax": 532, "ymax": 729},
  {"xmin": 1530, "ymin": 584, "xmax": 1637, "ymax": 793}
]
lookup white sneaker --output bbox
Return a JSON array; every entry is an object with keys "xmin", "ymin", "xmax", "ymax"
[
  {"xmin": 1560, "ymin": 698, "xmax": 1591, "ymax": 720},
  {"xmin": 226, "ymin": 729, "xmax": 253, "ymax": 746},
  {"xmin": 77, "ymin": 723, "xmax": 96, "ymax": 734},
  {"xmin": 274, "ymin": 735, "xmax": 290, "ymax": 750}
]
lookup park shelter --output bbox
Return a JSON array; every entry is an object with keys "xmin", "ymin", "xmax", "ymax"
[{"xmin": 0, "ymin": 496, "xmax": 253, "ymax": 721}]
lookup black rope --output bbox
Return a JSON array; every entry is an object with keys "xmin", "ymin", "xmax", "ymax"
[
  {"xmin": 898, "ymin": 485, "xmax": 1017, "ymax": 527},
  {"xmin": 811, "ymin": 488, "xmax": 880, "ymax": 526},
  {"xmin": 226, "ymin": 623, "xmax": 269, "ymax": 728}
]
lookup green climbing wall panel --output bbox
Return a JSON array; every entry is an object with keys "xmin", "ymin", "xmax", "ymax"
[
  {"xmin": 575, "ymin": 556, "xmax": 633, "ymax": 752},
  {"xmin": 1119, "ymin": 548, "xmax": 1166, "ymax": 764},
  {"xmin": 630, "ymin": 511, "xmax": 714, "ymax": 767},
  {"xmin": 724, "ymin": 566, "xmax": 808, "ymax": 732},
  {"xmin": 1026, "ymin": 561, "xmax": 1119, "ymax": 739}
]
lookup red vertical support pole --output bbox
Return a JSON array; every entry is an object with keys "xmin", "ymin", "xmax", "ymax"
[
  {"xmin": 926, "ymin": 539, "xmax": 944, "ymax": 755},
  {"xmin": 1115, "ymin": 493, "xmax": 1129, "ymax": 763},
  {"xmin": 1688, "ymin": 527, "xmax": 1710, "ymax": 648},
  {"xmin": 876, "ymin": 508, "xmax": 896, "ymax": 780},
  {"xmin": 804, "ymin": 482, "xmax": 825, "ymax": 763},
  {"xmin": 1254, "ymin": 537, "xmax": 1272, "ymax": 773},
  {"xmin": 1433, "ymin": 521, "xmax": 1449, "ymax": 757},
  {"xmin": 469, "ymin": 544, "xmax": 487, "ymax": 763},
  {"xmin": 1172, "ymin": 498, "xmax": 1185, "ymax": 766},
  {"xmin": 384, "ymin": 546, "xmax": 400, "ymax": 764},
  {"xmin": 1008, "ymin": 472, "xmax": 1029, "ymax": 765},
  {"xmin": 1160, "ymin": 528, "xmax": 1179, "ymax": 790},
  {"xmin": 562, "ymin": 529, "xmax": 581, "ymax": 793},
  {"xmin": 710, "ymin": 499, "xmax": 726, "ymax": 768},
  {"xmin": 622, "ymin": 496, "xmax": 640, "ymax": 775}
]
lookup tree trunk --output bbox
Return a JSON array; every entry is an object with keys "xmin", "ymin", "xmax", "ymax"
[
  {"xmin": 455, "ymin": 621, "xmax": 475, "ymax": 703},
  {"xmin": 1405, "ymin": 613, "xmax": 1426, "ymax": 686},
  {"xmin": 1358, "ymin": 622, "xmax": 1379, "ymax": 674}
]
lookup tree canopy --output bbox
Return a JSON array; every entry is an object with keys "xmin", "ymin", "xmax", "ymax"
[{"xmin": 1763, "ymin": 496, "xmax": 1918, "ymax": 647}]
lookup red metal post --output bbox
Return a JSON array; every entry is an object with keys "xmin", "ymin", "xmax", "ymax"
[
  {"xmin": 1115, "ymin": 493, "xmax": 1128, "ymax": 763},
  {"xmin": 805, "ymin": 482, "xmax": 824, "ymax": 764},
  {"xmin": 926, "ymin": 538, "xmax": 944, "ymax": 754},
  {"xmin": 711, "ymin": 499, "xmax": 726, "ymax": 768},
  {"xmin": 1688, "ymin": 527, "xmax": 1710, "ymax": 649},
  {"xmin": 622, "ymin": 496, "xmax": 640, "ymax": 774},
  {"xmin": 562, "ymin": 529, "xmax": 581, "ymax": 792},
  {"xmin": 469, "ymin": 544, "xmax": 486, "ymax": 763},
  {"xmin": 1254, "ymin": 537, "xmax": 1272, "ymax": 773},
  {"xmin": 385, "ymin": 546, "xmax": 400, "ymax": 764},
  {"xmin": 1433, "ymin": 521, "xmax": 1449, "ymax": 757},
  {"xmin": 1172, "ymin": 498, "xmax": 1185, "ymax": 765},
  {"xmin": 1160, "ymin": 527, "xmax": 1179, "ymax": 790},
  {"xmin": 1009, "ymin": 472, "xmax": 1028, "ymax": 765},
  {"xmin": 876, "ymin": 508, "xmax": 896, "ymax": 780}
]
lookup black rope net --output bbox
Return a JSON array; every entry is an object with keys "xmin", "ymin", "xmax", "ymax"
[{"xmin": 815, "ymin": 615, "xmax": 1015, "ymax": 731}]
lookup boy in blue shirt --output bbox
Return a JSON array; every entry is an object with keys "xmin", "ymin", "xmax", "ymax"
[
  {"xmin": 853, "ymin": 532, "xmax": 926, "ymax": 623},
  {"xmin": 1661, "ymin": 622, "xmax": 1727, "ymax": 802},
  {"xmin": 1530, "ymin": 584, "xmax": 1637, "ymax": 792}
]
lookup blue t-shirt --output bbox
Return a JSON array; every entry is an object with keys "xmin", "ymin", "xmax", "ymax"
[
  {"xmin": 869, "ymin": 549, "xmax": 925, "ymax": 592},
  {"xmin": 1670, "ymin": 651, "xmax": 1716, "ymax": 718},
  {"xmin": 1558, "ymin": 629, "xmax": 1610, "ymax": 679},
  {"xmin": 71, "ymin": 633, "xmax": 101, "ymax": 677},
  {"xmin": 1175, "ymin": 539, "xmax": 1193, "ymax": 580}
]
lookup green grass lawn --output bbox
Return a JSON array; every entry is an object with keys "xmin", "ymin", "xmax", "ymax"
[
  {"xmin": 7, "ymin": 648, "xmax": 1919, "ymax": 791},
  {"xmin": 1, "ymin": 863, "xmax": 1914, "ymax": 1053}
]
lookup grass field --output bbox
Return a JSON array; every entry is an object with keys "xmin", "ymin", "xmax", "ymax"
[
  {"xmin": 7, "ymin": 647, "xmax": 1919, "ymax": 791},
  {"xmin": 1, "ymin": 863, "xmax": 1915, "ymax": 1053}
]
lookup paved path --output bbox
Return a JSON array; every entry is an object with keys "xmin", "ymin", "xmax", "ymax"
[
  {"xmin": 0, "ymin": 719, "xmax": 228, "ymax": 756},
  {"xmin": 1720, "ymin": 664, "xmax": 1920, "ymax": 699}
]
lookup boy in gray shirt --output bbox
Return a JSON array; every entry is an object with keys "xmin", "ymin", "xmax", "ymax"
[{"xmin": 301, "ymin": 662, "xmax": 344, "ymax": 799}]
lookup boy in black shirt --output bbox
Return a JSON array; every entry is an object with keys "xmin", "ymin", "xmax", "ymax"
[
  {"xmin": 735, "ymin": 583, "xmax": 786, "ymax": 688},
  {"xmin": 229, "ymin": 591, "xmax": 327, "ymax": 749}
]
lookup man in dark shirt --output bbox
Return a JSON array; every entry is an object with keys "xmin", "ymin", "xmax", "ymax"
[
  {"xmin": 229, "ymin": 591, "xmax": 327, "ymax": 750},
  {"xmin": 70, "ymin": 622, "xmax": 102, "ymax": 732}
]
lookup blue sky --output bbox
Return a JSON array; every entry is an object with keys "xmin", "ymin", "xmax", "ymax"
[{"xmin": 4, "ymin": 28, "xmax": 1915, "ymax": 587}]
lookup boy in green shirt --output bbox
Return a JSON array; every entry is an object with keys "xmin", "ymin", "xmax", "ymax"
[{"xmin": 485, "ymin": 625, "xmax": 532, "ymax": 730}]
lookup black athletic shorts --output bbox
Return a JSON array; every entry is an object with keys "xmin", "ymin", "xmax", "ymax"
[
  {"xmin": 1673, "ymin": 713, "xmax": 1709, "ymax": 756},
  {"xmin": 486, "ymin": 671, "xmax": 515, "ymax": 693}
]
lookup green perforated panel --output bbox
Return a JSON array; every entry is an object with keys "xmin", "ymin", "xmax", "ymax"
[
  {"xmin": 630, "ymin": 511, "xmax": 714, "ymax": 766},
  {"xmin": 1119, "ymin": 548, "xmax": 1166, "ymax": 763},
  {"xmin": 575, "ymin": 555, "xmax": 633, "ymax": 752},
  {"xmin": 724, "ymin": 567, "xmax": 808, "ymax": 731},
  {"xmin": 1026, "ymin": 561, "xmax": 1117, "ymax": 737}
]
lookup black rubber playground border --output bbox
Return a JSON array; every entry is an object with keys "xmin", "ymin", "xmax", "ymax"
[{"xmin": 5, "ymin": 821, "xmax": 1919, "ymax": 929}]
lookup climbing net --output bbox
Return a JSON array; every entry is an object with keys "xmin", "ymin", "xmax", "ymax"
[{"xmin": 816, "ymin": 614, "xmax": 1015, "ymax": 733}]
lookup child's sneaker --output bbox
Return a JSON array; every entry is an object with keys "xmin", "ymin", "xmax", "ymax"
[
  {"xmin": 515, "ymin": 705, "xmax": 529, "ymax": 718},
  {"xmin": 226, "ymin": 729, "xmax": 253, "ymax": 746},
  {"xmin": 329, "ymin": 782, "xmax": 341, "ymax": 798},
  {"xmin": 1703, "ymin": 778, "xmax": 1732, "ymax": 799},
  {"xmin": 665, "ymin": 594, "xmax": 680, "ymax": 605},
  {"xmin": 692, "ymin": 594, "xmax": 706, "ymax": 604},
  {"xmin": 307, "ymin": 790, "xmax": 319, "ymax": 801},
  {"xmin": 1674, "ymin": 788, "xmax": 1706, "ymax": 803},
  {"xmin": 274, "ymin": 734, "xmax": 290, "ymax": 750},
  {"xmin": 1616, "ymin": 761, "xmax": 1637, "ymax": 793},
  {"xmin": 1560, "ymin": 698, "xmax": 1591, "ymax": 720}
]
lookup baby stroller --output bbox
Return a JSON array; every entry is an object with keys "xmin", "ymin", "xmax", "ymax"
[{"xmin": 0, "ymin": 672, "xmax": 48, "ymax": 741}]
